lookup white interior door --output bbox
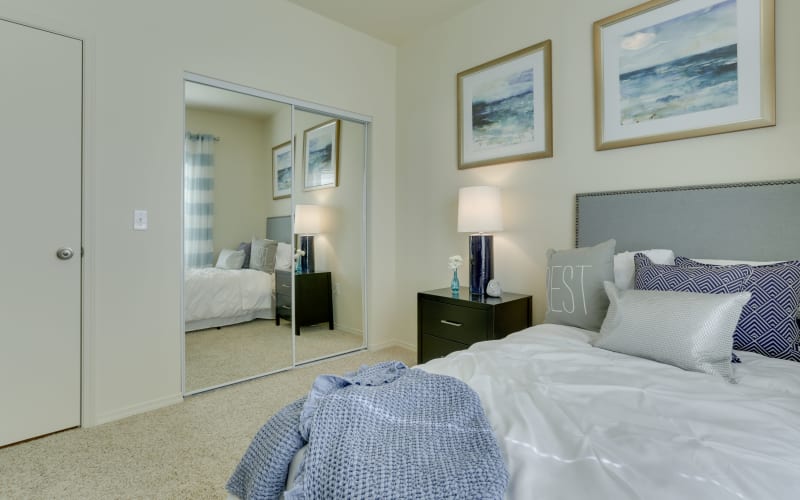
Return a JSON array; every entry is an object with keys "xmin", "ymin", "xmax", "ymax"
[{"xmin": 0, "ymin": 19, "xmax": 82, "ymax": 447}]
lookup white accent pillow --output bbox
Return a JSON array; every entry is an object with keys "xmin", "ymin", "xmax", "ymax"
[
  {"xmin": 275, "ymin": 242, "xmax": 293, "ymax": 271},
  {"xmin": 215, "ymin": 248, "xmax": 245, "ymax": 269},
  {"xmin": 614, "ymin": 249, "xmax": 674, "ymax": 290},
  {"xmin": 595, "ymin": 281, "xmax": 750, "ymax": 381}
]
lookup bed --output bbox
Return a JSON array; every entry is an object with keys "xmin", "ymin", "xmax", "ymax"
[
  {"xmin": 228, "ymin": 180, "xmax": 800, "ymax": 499},
  {"xmin": 185, "ymin": 216, "xmax": 291, "ymax": 332}
]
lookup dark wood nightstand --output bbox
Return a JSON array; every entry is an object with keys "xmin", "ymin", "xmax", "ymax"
[
  {"xmin": 276, "ymin": 270, "xmax": 334, "ymax": 335},
  {"xmin": 417, "ymin": 288, "xmax": 532, "ymax": 364}
]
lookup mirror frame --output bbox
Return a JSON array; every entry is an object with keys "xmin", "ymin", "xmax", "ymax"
[{"xmin": 181, "ymin": 72, "xmax": 372, "ymax": 395}]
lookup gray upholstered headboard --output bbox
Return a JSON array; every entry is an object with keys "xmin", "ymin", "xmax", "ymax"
[
  {"xmin": 576, "ymin": 179, "xmax": 800, "ymax": 261},
  {"xmin": 266, "ymin": 215, "xmax": 291, "ymax": 244}
]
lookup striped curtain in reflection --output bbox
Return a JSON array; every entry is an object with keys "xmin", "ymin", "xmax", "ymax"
[{"xmin": 184, "ymin": 133, "xmax": 215, "ymax": 268}]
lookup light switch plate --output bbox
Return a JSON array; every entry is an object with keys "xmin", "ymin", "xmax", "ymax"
[{"xmin": 133, "ymin": 209, "xmax": 148, "ymax": 230}]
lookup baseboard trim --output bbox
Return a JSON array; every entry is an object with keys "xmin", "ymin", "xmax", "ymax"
[
  {"xmin": 369, "ymin": 339, "xmax": 416, "ymax": 353},
  {"xmin": 333, "ymin": 324, "xmax": 363, "ymax": 336},
  {"xmin": 93, "ymin": 393, "xmax": 184, "ymax": 426}
]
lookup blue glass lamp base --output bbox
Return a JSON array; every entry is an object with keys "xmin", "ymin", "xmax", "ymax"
[
  {"xmin": 299, "ymin": 234, "xmax": 315, "ymax": 273},
  {"xmin": 469, "ymin": 234, "xmax": 494, "ymax": 296}
]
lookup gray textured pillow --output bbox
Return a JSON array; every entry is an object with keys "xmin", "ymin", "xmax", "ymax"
[
  {"xmin": 250, "ymin": 238, "xmax": 278, "ymax": 273},
  {"xmin": 594, "ymin": 281, "xmax": 751, "ymax": 381},
  {"xmin": 545, "ymin": 239, "xmax": 615, "ymax": 331}
]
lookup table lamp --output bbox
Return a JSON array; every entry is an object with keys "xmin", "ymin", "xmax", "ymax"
[
  {"xmin": 457, "ymin": 186, "xmax": 503, "ymax": 296},
  {"xmin": 294, "ymin": 204, "xmax": 321, "ymax": 273}
]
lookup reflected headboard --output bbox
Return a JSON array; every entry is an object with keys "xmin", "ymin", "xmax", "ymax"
[
  {"xmin": 575, "ymin": 179, "xmax": 800, "ymax": 261},
  {"xmin": 266, "ymin": 215, "xmax": 291, "ymax": 244}
]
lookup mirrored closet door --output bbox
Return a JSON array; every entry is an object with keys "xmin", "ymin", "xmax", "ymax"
[
  {"xmin": 182, "ymin": 76, "xmax": 369, "ymax": 394},
  {"xmin": 291, "ymin": 109, "xmax": 367, "ymax": 364},
  {"xmin": 183, "ymin": 80, "xmax": 293, "ymax": 393}
]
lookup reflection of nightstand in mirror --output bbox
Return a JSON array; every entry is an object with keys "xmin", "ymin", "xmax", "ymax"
[{"xmin": 276, "ymin": 270, "xmax": 334, "ymax": 335}]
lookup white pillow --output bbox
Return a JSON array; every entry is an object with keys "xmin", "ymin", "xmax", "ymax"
[
  {"xmin": 594, "ymin": 282, "xmax": 750, "ymax": 381},
  {"xmin": 275, "ymin": 242, "xmax": 293, "ymax": 271},
  {"xmin": 613, "ymin": 249, "xmax": 675, "ymax": 290},
  {"xmin": 215, "ymin": 248, "xmax": 245, "ymax": 269}
]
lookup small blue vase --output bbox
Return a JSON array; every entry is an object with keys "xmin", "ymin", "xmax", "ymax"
[{"xmin": 451, "ymin": 269, "xmax": 460, "ymax": 295}]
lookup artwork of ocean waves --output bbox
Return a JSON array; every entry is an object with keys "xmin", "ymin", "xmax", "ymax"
[
  {"xmin": 472, "ymin": 68, "xmax": 534, "ymax": 150},
  {"xmin": 620, "ymin": 43, "xmax": 738, "ymax": 124}
]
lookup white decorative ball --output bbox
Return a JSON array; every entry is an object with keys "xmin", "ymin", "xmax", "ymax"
[{"xmin": 486, "ymin": 279, "xmax": 502, "ymax": 297}]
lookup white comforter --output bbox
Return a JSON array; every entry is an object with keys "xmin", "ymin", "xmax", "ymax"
[
  {"xmin": 420, "ymin": 324, "xmax": 800, "ymax": 500},
  {"xmin": 184, "ymin": 267, "xmax": 273, "ymax": 324}
]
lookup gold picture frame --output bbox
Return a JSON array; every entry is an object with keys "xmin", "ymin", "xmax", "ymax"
[
  {"xmin": 272, "ymin": 140, "xmax": 292, "ymax": 200},
  {"xmin": 593, "ymin": 0, "xmax": 775, "ymax": 151},
  {"xmin": 303, "ymin": 119, "xmax": 340, "ymax": 191},
  {"xmin": 457, "ymin": 40, "xmax": 553, "ymax": 169}
]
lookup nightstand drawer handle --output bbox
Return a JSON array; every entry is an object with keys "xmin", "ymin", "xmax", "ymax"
[
  {"xmin": 440, "ymin": 320, "xmax": 463, "ymax": 327},
  {"xmin": 280, "ymin": 284, "xmax": 291, "ymax": 288}
]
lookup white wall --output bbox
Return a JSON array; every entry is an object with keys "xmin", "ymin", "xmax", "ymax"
[
  {"xmin": 0, "ymin": 0, "xmax": 396, "ymax": 425},
  {"xmin": 395, "ymin": 0, "xmax": 800, "ymax": 349},
  {"xmin": 264, "ymin": 105, "xmax": 293, "ymax": 219},
  {"xmin": 185, "ymin": 107, "xmax": 273, "ymax": 256}
]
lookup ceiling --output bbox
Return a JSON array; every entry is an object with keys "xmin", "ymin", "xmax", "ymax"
[
  {"xmin": 184, "ymin": 81, "xmax": 288, "ymax": 118},
  {"xmin": 287, "ymin": 0, "xmax": 486, "ymax": 46}
]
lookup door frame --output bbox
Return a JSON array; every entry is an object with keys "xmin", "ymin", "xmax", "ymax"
[{"xmin": 0, "ymin": 14, "xmax": 91, "ymax": 431}]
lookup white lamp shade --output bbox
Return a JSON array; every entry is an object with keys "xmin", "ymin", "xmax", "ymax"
[
  {"xmin": 457, "ymin": 186, "xmax": 503, "ymax": 233},
  {"xmin": 294, "ymin": 204, "xmax": 321, "ymax": 234}
]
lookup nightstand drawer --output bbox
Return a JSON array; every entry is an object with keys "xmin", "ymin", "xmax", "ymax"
[
  {"xmin": 276, "ymin": 270, "xmax": 292, "ymax": 292},
  {"xmin": 420, "ymin": 300, "xmax": 488, "ymax": 345},
  {"xmin": 276, "ymin": 291, "xmax": 291, "ymax": 309},
  {"xmin": 420, "ymin": 334, "xmax": 469, "ymax": 363}
]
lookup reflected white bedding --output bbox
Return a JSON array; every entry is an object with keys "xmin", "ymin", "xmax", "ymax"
[
  {"xmin": 184, "ymin": 267, "xmax": 274, "ymax": 331},
  {"xmin": 420, "ymin": 324, "xmax": 800, "ymax": 500}
]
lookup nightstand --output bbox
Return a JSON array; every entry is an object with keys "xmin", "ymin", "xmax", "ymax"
[
  {"xmin": 275, "ymin": 270, "xmax": 334, "ymax": 335},
  {"xmin": 417, "ymin": 288, "xmax": 532, "ymax": 364}
]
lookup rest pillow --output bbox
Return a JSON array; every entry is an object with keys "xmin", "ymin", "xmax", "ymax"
[
  {"xmin": 545, "ymin": 239, "xmax": 615, "ymax": 332},
  {"xmin": 250, "ymin": 238, "xmax": 278, "ymax": 273},
  {"xmin": 215, "ymin": 248, "xmax": 245, "ymax": 270},
  {"xmin": 675, "ymin": 257, "xmax": 800, "ymax": 362},
  {"xmin": 614, "ymin": 249, "xmax": 674, "ymax": 290},
  {"xmin": 595, "ymin": 282, "xmax": 750, "ymax": 381}
]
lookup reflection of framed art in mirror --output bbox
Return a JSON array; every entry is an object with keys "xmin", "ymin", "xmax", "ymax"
[
  {"xmin": 272, "ymin": 140, "xmax": 292, "ymax": 199},
  {"xmin": 303, "ymin": 119, "xmax": 340, "ymax": 191}
]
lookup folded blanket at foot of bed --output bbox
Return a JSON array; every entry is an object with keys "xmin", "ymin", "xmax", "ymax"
[{"xmin": 226, "ymin": 361, "xmax": 508, "ymax": 500}]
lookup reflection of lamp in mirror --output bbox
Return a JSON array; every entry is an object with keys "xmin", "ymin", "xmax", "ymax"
[
  {"xmin": 457, "ymin": 186, "xmax": 503, "ymax": 296},
  {"xmin": 295, "ymin": 204, "xmax": 321, "ymax": 273}
]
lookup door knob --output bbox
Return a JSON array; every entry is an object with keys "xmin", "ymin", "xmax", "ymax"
[{"xmin": 56, "ymin": 247, "xmax": 74, "ymax": 260}]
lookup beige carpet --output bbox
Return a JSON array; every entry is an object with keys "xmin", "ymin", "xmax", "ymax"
[
  {"xmin": 0, "ymin": 347, "xmax": 416, "ymax": 500},
  {"xmin": 186, "ymin": 320, "xmax": 364, "ymax": 392}
]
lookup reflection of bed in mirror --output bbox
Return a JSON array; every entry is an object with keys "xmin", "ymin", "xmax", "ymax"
[{"xmin": 184, "ymin": 216, "xmax": 292, "ymax": 332}]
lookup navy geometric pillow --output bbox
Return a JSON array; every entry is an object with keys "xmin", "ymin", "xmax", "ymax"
[
  {"xmin": 675, "ymin": 257, "xmax": 800, "ymax": 362},
  {"xmin": 634, "ymin": 253, "xmax": 752, "ymax": 294}
]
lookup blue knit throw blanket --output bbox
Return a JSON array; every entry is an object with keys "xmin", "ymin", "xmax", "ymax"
[{"xmin": 226, "ymin": 361, "xmax": 508, "ymax": 500}]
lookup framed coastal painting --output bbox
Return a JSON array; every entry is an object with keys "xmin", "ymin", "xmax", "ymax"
[
  {"xmin": 303, "ymin": 119, "xmax": 340, "ymax": 190},
  {"xmin": 593, "ymin": 0, "xmax": 775, "ymax": 151},
  {"xmin": 457, "ymin": 40, "xmax": 553, "ymax": 169},
  {"xmin": 272, "ymin": 141, "xmax": 292, "ymax": 200}
]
